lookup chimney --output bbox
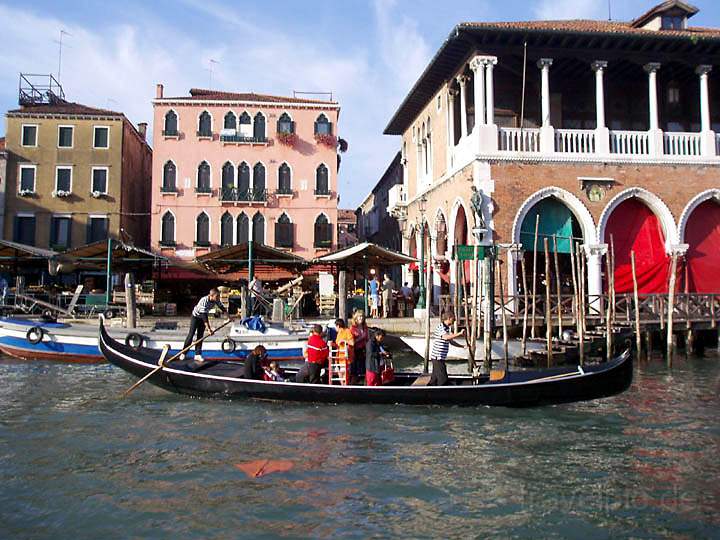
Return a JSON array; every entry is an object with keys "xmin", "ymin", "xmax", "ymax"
[
  {"xmin": 137, "ymin": 122, "xmax": 147, "ymax": 140},
  {"xmin": 156, "ymin": 83, "xmax": 164, "ymax": 99}
]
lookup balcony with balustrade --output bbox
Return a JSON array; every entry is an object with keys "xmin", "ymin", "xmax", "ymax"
[{"xmin": 219, "ymin": 187, "xmax": 268, "ymax": 205}]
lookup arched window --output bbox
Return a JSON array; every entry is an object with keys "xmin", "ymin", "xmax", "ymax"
[
  {"xmin": 314, "ymin": 113, "xmax": 331, "ymax": 135},
  {"xmin": 238, "ymin": 162, "xmax": 250, "ymax": 198},
  {"xmin": 314, "ymin": 214, "xmax": 332, "ymax": 248},
  {"xmin": 252, "ymin": 213, "xmax": 265, "ymax": 244},
  {"xmin": 275, "ymin": 213, "xmax": 293, "ymax": 248},
  {"xmin": 196, "ymin": 212, "xmax": 210, "ymax": 246},
  {"xmin": 224, "ymin": 111, "xmax": 237, "ymax": 130},
  {"xmin": 162, "ymin": 161, "xmax": 176, "ymax": 192},
  {"xmin": 278, "ymin": 163, "xmax": 291, "ymax": 194},
  {"xmin": 277, "ymin": 112, "xmax": 294, "ymax": 134},
  {"xmin": 221, "ymin": 162, "xmax": 235, "ymax": 192},
  {"xmin": 236, "ymin": 213, "xmax": 249, "ymax": 245},
  {"xmin": 239, "ymin": 112, "xmax": 252, "ymax": 138},
  {"xmin": 315, "ymin": 164, "xmax": 329, "ymax": 195},
  {"xmin": 160, "ymin": 212, "xmax": 175, "ymax": 245},
  {"xmin": 253, "ymin": 112, "xmax": 265, "ymax": 140},
  {"xmin": 163, "ymin": 110, "xmax": 178, "ymax": 135},
  {"xmin": 220, "ymin": 212, "xmax": 233, "ymax": 246},
  {"xmin": 197, "ymin": 161, "xmax": 211, "ymax": 192},
  {"xmin": 253, "ymin": 163, "xmax": 265, "ymax": 201},
  {"xmin": 198, "ymin": 111, "xmax": 212, "ymax": 136}
]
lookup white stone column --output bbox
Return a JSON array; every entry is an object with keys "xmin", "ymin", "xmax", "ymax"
[
  {"xmin": 697, "ymin": 65, "xmax": 716, "ymax": 156},
  {"xmin": 584, "ymin": 244, "xmax": 606, "ymax": 315},
  {"xmin": 458, "ymin": 75, "xmax": 468, "ymax": 139},
  {"xmin": 485, "ymin": 57, "xmax": 497, "ymax": 125},
  {"xmin": 507, "ymin": 245, "xmax": 522, "ymax": 313},
  {"xmin": 538, "ymin": 58, "xmax": 555, "ymax": 154},
  {"xmin": 592, "ymin": 61, "xmax": 610, "ymax": 155},
  {"xmin": 469, "ymin": 57, "xmax": 486, "ymax": 130},
  {"xmin": 448, "ymin": 89, "xmax": 456, "ymax": 145},
  {"xmin": 645, "ymin": 62, "xmax": 663, "ymax": 156}
]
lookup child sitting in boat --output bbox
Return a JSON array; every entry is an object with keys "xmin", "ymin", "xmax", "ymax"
[
  {"xmin": 366, "ymin": 329, "xmax": 391, "ymax": 386},
  {"xmin": 264, "ymin": 360, "xmax": 285, "ymax": 382}
]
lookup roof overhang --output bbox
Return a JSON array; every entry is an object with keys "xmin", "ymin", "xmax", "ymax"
[
  {"xmin": 314, "ymin": 242, "xmax": 416, "ymax": 267},
  {"xmin": 152, "ymin": 98, "xmax": 340, "ymax": 110},
  {"xmin": 196, "ymin": 242, "xmax": 308, "ymax": 275}
]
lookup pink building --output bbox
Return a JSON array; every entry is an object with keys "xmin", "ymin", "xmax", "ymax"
[{"xmin": 150, "ymin": 86, "xmax": 340, "ymax": 261}]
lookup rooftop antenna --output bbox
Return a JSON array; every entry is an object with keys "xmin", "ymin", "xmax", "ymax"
[
  {"xmin": 207, "ymin": 59, "xmax": 219, "ymax": 89},
  {"xmin": 608, "ymin": 0, "xmax": 612, "ymax": 21},
  {"xmin": 53, "ymin": 29, "xmax": 72, "ymax": 81}
]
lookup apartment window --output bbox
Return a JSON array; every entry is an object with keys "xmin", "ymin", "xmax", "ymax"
[
  {"xmin": 239, "ymin": 112, "xmax": 252, "ymax": 137},
  {"xmin": 220, "ymin": 212, "xmax": 233, "ymax": 247},
  {"xmin": 50, "ymin": 216, "xmax": 72, "ymax": 249},
  {"xmin": 198, "ymin": 111, "xmax": 212, "ymax": 136},
  {"xmin": 238, "ymin": 162, "xmax": 250, "ymax": 194},
  {"xmin": 55, "ymin": 166, "xmax": 72, "ymax": 193},
  {"xmin": 21, "ymin": 125, "xmax": 37, "ymax": 147},
  {"xmin": 252, "ymin": 213, "xmax": 265, "ymax": 244},
  {"xmin": 277, "ymin": 113, "xmax": 294, "ymax": 134},
  {"xmin": 14, "ymin": 215, "xmax": 36, "ymax": 246},
  {"xmin": 93, "ymin": 126, "xmax": 109, "ymax": 148},
  {"xmin": 315, "ymin": 164, "xmax": 329, "ymax": 195},
  {"xmin": 278, "ymin": 163, "xmax": 291, "ymax": 194},
  {"xmin": 87, "ymin": 216, "xmax": 109, "ymax": 243},
  {"xmin": 196, "ymin": 212, "xmax": 210, "ymax": 246},
  {"xmin": 253, "ymin": 163, "xmax": 265, "ymax": 200},
  {"xmin": 314, "ymin": 214, "xmax": 332, "ymax": 248},
  {"xmin": 197, "ymin": 161, "xmax": 211, "ymax": 192},
  {"xmin": 314, "ymin": 114, "xmax": 331, "ymax": 135},
  {"xmin": 667, "ymin": 85, "xmax": 681, "ymax": 106},
  {"xmin": 19, "ymin": 166, "xmax": 36, "ymax": 192},
  {"xmin": 236, "ymin": 213, "xmax": 249, "ymax": 245},
  {"xmin": 160, "ymin": 212, "xmax": 175, "ymax": 245},
  {"xmin": 221, "ymin": 162, "xmax": 235, "ymax": 192},
  {"xmin": 164, "ymin": 110, "xmax": 178, "ymax": 135},
  {"xmin": 275, "ymin": 213, "xmax": 293, "ymax": 248},
  {"xmin": 224, "ymin": 112, "xmax": 237, "ymax": 130},
  {"xmin": 661, "ymin": 15, "xmax": 684, "ymax": 30},
  {"xmin": 92, "ymin": 168, "xmax": 108, "ymax": 194},
  {"xmin": 162, "ymin": 161, "xmax": 177, "ymax": 191},
  {"xmin": 253, "ymin": 112, "xmax": 266, "ymax": 140},
  {"xmin": 58, "ymin": 126, "xmax": 74, "ymax": 148}
]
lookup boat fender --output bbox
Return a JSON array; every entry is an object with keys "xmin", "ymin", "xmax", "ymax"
[
  {"xmin": 221, "ymin": 337, "xmax": 236, "ymax": 354},
  {"xmin": 125, "ymin": 333, "xmax": 145, "ymax": 349},
  {"xmin": 26, "ymin": 326, "xmax": 45, "ymax": 344}
]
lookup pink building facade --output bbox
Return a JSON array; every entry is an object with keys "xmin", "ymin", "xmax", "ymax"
[{"xmin": 150, "ymin": 86, "xmax": 340, "ymax": 261}]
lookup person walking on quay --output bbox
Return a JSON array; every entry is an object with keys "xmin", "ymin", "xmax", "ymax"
[
  {"xmin": 181, "ymin": 288, "xmax": 227, "ymax": 362},
  {"xmin": 382, "ymin": 273, "xmax": 395, "ymax": 318},
  {"xmin": 369, "ymin": 275, "xmax": 380, "ymax": 318},
  {"xmin": 350, "ymin": 310, "xmax": 369, "ymax": 384},
  {"xmin": 429, "ymin": 311, "xmax": 465, "ymax": 386}
]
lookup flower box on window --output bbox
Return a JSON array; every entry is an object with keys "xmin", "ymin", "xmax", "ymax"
[
  {"xmin": 276, "ymin": 131, "xmax": 298, "ymax": 147},
  {"xmin": 314, "ymin": 133, "xmax": 337, "ymax": 148},
  {"xmin": 19, "ymin": 189, "xmax": 35, "ymax": 197},
  {"xmin": 91, "ymin": 190, "xmax": 106, "ymax": 199},
  {"xmin": 52, "ymin": 190, "xmax": 71, "ymax": 198}
]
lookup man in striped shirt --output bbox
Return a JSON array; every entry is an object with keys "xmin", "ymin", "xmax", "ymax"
[
  {"xmin": 180, "ymin": 288, "xmax": 227, "ymax": 362},
  {"xmin": 429, "ymin": 311, "xmax": 465, "ymax": 386}
]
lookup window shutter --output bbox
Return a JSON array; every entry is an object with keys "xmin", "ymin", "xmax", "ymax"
[
  {"xmin": 67, "ymin": 218, "xmax": 72, "ymax": 248},
  {"xmin": 291, "ymin": 121, "xmax": 296, "ymax": 134},
  {"xmin": 86, "ymin": 220, "xmax": 92, "ymax": 244},
  {"xmin": 328, "ymin": 122, "xmax": 333, "ymax": 135},
  {"xmin": 50, "ymin": 218, "xmax": 57, "ymax": 247}
]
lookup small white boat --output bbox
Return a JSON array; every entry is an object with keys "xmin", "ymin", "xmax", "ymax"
[{"xmin": 0, "ymin": 317, "xmax": 307, "ymax": 364}]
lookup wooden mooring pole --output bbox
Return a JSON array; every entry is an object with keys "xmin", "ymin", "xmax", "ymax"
[
  {"xmin": 569, "ymin": 240, "xmax": 583, "ymax": 365},
  {"xmin": 544, "ymin": 238, "xmax": 553, "ymax": 367},
  {"xmin": 630, "ymin": 251, "xmax": 641, "ymax": 358},
  {"xmin": 605, "ymin": 249, "xmax": 613, "ymax": 361},
  {"xmin": 552, "ymin": 235, "xmax": 562, "ymax": 339},
  {"xmin": 531, "ymin": 214, "xmax": 540, "ymax": 339},
  {"xmin": 667, "ymin": 253, "xmax": 678, "ymax": 364},
  {"xmin": 520, "ymin": 255, "xmax": 529, "ymax": 356},
  {"xmin": 496, "ymin": 258, "xmax": 508, "ymax": 364}
]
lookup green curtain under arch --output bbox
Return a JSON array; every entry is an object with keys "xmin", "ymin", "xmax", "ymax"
[{"xmin": 519, "ymin": 198, "xmax": 581, "ymax": 253}]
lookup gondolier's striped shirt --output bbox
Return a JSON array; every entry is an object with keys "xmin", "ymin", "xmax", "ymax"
[
  {"xmin": 192, "ymin": 295, "xmax": 226, "ymax": 321},
  {"xmin": 431, "ymin": 323, "xmax": 451, "ymax": 360}
]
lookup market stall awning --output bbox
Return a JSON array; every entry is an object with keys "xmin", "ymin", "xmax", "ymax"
[
  {"xmin": 60, "ymin": 239, "xmax": 168, "ymax": 271},
  {"xmin": 196, "ymin": 242, "xmax": 308, "ymax": 276},
  {"xmin": 314, "ymin": 242, "xmax": 417, "ymax": 267},
  {"xmin": 0, "ymin": 239, "xmax": 57, "ymax": 261}
]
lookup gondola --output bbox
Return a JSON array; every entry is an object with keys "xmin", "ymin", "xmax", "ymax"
[{"xmin": 99, "ymin": 318, "xmax": 633, "ymax": 407}]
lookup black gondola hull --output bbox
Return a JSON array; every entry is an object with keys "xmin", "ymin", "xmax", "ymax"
[{"xmin": 99, "ymin": 319, "xmax": 633, "ymax": 407}]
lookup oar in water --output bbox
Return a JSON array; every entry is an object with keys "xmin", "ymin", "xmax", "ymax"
[{"xmin": 121, "ymin": 318, "xmax": 234, "ymax": 397}]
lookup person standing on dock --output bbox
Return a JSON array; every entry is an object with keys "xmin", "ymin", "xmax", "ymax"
[
  {"xmin": 369, "ymin": 275, "xmax": 380, "ymax": 318},
  {"xmin": 382, "ymin": 273, "xmax": 395, "ymax": 318},
  {"xmin": 429, "ymin": 311, "xmax": 465, "ymax": 386},
  {"xmin": 180, "ymin": 288, "xmax": 227, "ymax": 362}
]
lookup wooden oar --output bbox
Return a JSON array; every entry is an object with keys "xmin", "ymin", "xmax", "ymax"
[{"xmin": 122, "ymin": 318, "xmax": 234, "ymax": 397}]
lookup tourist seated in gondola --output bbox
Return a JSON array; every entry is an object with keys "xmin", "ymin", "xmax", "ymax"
[
  {"xmin": 243, "ymin": 345, "xmax": 268, "ymax": 380},
  {"xmin": 350, "ymin": 311, "xmax": 369, "ymax": 384},
  {"xmin": 264, "ymin": 360, "xmax": 285, "ymax": 382},
  {"xmin": 296, "ymin": 325, "xmax": 329, "ymax": 384},
  {"xmin": 429, "ymin": 311, "xmax": 465, "ymax": 386},
  {"xmin": 366, "ymin": 329, "xmax": 391, "ymax": 386}
]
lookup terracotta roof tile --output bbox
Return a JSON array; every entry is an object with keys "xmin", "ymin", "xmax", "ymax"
[
  {"xmin": 160, "ymin": 88, "xmax": 337, "ymax": 105},
  {"xmin": 8, "ymin": 101, "xmax": 123, "ymax": 117}
]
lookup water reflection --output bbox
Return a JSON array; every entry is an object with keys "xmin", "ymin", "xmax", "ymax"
[{"xmin": 0, "ymin": 352, "xmax": 719, "ymax": 538}]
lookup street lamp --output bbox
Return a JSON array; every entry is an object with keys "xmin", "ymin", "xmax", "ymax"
[{"xmin": 417, "ymin": 195, "xmax": 428, "ymax": 309}]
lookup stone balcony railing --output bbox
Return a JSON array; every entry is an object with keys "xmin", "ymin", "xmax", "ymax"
[{"xmin": 387, "ymin": 184, "xmax": 408, "ymax": 216}]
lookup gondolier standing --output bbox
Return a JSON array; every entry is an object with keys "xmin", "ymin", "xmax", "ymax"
[
  {"xmin": 181, "ymin": 288, "xmax": 227, "ymax": 362},
  {"xmin": 429, "ymin": 311, "xmax": 465, "ymax": 386}
]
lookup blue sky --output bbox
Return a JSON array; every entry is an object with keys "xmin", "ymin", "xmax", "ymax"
[{"xmin": 2, "ymin": 0, "xmax": 719, "ymax": 208}]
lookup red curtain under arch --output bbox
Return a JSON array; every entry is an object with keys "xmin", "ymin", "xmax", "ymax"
[
  {"xmin": 605, "ymin": 198, "xmax": 669, "ymax": 294},
  {"xmin": 685, "ymin": 200, "xmax": 720, "ymax": 293}
]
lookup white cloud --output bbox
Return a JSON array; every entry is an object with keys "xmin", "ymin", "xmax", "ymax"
[{"xmin": 533, "ymin": 0, "xmax": 606, "ymax": 20}]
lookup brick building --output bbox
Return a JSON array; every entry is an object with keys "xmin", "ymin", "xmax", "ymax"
[
  {"xmin": 3, "ymin": 75, "xmax": 152, "ymax": 249},
  {"xmin": 150, "ymin": 85, "xmax": 340, "ymax": 262},
  {"xmin": 0, "ymin": 137, "xmax": 6, "ymax": 239},
  {"xmin": 337, "ymin": 208, "xmax": 358, "ymax": 249},
  {"xmin": 384, "ymin": 1, "xmax": 720, "ymax": 304}
]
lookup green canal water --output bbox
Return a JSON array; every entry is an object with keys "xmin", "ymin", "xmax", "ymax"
[{"xmin": 1, "ymin": 352, "xmax": 719, "ymax": 539}]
